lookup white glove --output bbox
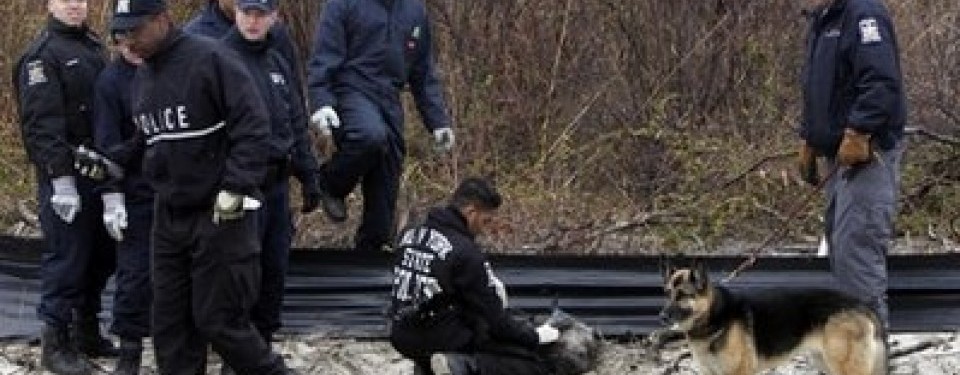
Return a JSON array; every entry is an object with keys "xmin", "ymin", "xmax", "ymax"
[
  {"xmin": 101, "ymin": 192, "xmax": 127, "ymax": 242},
  {"xmin": 535, "ymin": 324, "xmax": 561, "ymax": 344},
  {"xmin": 212, "ymin": 190, "xmax": 262, "ymax": 224},
  {"xmin": 489, "ymin": 274, "xmax": 509, "ymax": 308},
  {"xmin": 310, "ymin": 106, "xmax": 340, "ymax": 137},
  {"xmin": 50, "ymin": 176, "xmax": 81, "ymax": 223},
  {"xmin": 432, "ymin": 127, "xmax": 455, "ymax": 152}
]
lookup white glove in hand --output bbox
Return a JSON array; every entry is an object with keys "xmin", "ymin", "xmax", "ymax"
[
  {"xmin": 490, "ymin": 274, "xmax": 509, "ymax": 308},
  {"xmin": 432, "ymin": 127, "xmax": 455, "ymax": 152},
  {"xmin": 50, "ymin": 176, "xmax": 81, "ymax": 223},
  {"xmin": 212, "ymin": 190, "xmax": 262, "ymax": 224},
  {"xmin": 536, "ymin": 324, "xmax": 561, "ymax": 344},
  {"xmin": 101, "ymin": 192, "xmax": 127, "ymax": 242},
  {"xmin": 310, "ymin": 106, "xmax": 340, "ymax": 137}
]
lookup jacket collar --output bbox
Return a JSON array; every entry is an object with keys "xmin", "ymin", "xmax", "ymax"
[
  {"xmin": 426, "ymin": 206, "xmax": 475, "ymax": 241},
  {"xmin": 47, "ymin": 16, "xmax": 89, "ymax": 39},
  {"xmin": 224, "ymin": 27, "xmax": 273, "ymax": 54}
]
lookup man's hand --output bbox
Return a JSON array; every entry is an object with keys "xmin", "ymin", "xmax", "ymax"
[
  {"xmin": 797, "ymin": 143, "xmax": 819, "ymax": 186},
  {"xmin": 102, "ymin": 192, "xmax": 127, "ymax": 242},
  {"xmin": 74, "ymin": 145, "xmax": 124, "ymax": 181},
  {"xmin": 837, "ymin": 128, "xmax": 872, "ymax": 166},
  {"xmin": 432, "ymin": 127, "xmax": 455, "ymax": 152},
  {"xmin": 212, "ymin": 190, "xmax": 261, "ymax": 224},
  {"xmin": 536, "ymin": 324, "xmax": 561, "ymax": 344},
  {"xmin": 50, "ymin": 176, "xmax": 81, "ymax": 223},
  {"xmin": 310, "ymin": 106, "xmax": 340, "ymax": 137}
]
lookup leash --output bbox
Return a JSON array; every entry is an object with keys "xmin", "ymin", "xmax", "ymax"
[{"xmin": 722, "ymin": 164, "xmax": 840, "ymax": 283}]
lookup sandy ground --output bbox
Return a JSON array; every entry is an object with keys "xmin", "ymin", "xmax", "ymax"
[{"xmin": 0, "ymin": 332, "xmax": 957, "ymax": 374}]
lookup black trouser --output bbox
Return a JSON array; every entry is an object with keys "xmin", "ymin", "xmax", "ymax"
[
  {"xmin": 37, "ymin": 175, "xmax": 116, "ymax": 328},
  {"xmin": 151, "ymin": 201, "xmax": 286, "ymax": 375},
  {"xmin": 110, "ymin": 200, "xmax": 154, "ymax": 339},
  {"xmin": 325, "ymin": 91, "xmax": 404, "ymax": 252},
  {"xmin": 251, "ymin": 180, "xmax": 292, "ymax": 339}
]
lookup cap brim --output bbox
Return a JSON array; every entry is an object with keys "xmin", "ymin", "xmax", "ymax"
[
  {"xmin": 110, "ymin": 15, "xmax": 149, "ymax": 33},
  {"xmin": 238, "ymin": 4, "xmax": 276, "ymax": 11}
]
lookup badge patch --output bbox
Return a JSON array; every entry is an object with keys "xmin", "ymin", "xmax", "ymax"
[
  {"xmin": 117, "ymin": 0, "xmax": 130, "ymax": 14},
  {"xmin": 859, "ymin": 18, "xmax": 882, "ymax": 44},
  {"xmin": 26, "ymin": 60, "xmax": 47, "ymax": 86},
  {"xmin": 270, "ymin": 72, "xmax": 285, "ymax": 85},
  {"xmin": 66, "ymin": 58, "xmax": 80, "ymax": 67},
  {"xmin": 411, "ymin": 26, "xmax": 422, "ymax": 40}
]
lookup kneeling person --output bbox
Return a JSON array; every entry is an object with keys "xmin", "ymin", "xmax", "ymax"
[{"xmin": 389, "ymin": 178, "xmax": 559, "ymax": 375}]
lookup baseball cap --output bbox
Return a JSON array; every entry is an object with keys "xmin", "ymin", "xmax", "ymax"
[
  {"xmin": 237, "ymin": 0, "xmax": 279, "ymax": 12},
  {"xmin": 110, "ymin": 0, "xmax": 167, "ymax": 33}
]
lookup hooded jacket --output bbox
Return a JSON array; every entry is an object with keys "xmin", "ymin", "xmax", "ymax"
[{"xmin": 389, "ymin": 206, "xmax": 539, "ymax": 359}]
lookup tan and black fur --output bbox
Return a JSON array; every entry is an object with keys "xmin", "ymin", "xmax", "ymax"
[{"xmin": 660, "ymin": 263, "xmax": 887, "ymax": 375}]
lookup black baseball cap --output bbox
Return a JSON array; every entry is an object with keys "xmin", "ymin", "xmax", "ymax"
[
  {"xmin": 110, "ymin": 0, "xmax": 167, "ymax": 33},
  {"xmin": 237, "ymin": 0, "xmax": 278, "ymax": 12}
]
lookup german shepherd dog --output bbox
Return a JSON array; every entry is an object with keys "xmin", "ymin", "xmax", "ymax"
[{"xmin": 660, "ymin": 263, "xmax": 887, "ymax": 375}]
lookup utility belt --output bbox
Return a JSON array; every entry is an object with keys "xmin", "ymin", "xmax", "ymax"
[{"xmin": 390, "ymin": 300, "xmax": 457, "ymax": 327}]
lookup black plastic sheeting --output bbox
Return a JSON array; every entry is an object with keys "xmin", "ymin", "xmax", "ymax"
[{"xmin": 2, "ymin": 235, "xmax": 960, "ymax": 341}]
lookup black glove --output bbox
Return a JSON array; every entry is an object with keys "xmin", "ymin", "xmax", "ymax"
[
  {"xmin": 299, "ymin": 173, "xmax": 321, "ymax": 214},
  {"xmin": 74, "ymin": 145, "xmax": 124, "ymax": 181}
]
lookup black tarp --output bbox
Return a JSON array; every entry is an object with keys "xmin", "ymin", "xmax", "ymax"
[{"xmin": 2, "ymin": 236, "xmax": 959, "ymax": 340}]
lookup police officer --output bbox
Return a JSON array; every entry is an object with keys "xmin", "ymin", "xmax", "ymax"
[
  {"xmin": 12, "ymin": 1, "xmax": 118, "ymax": 373},
  {"xmin": 90, "ymin": 42, "xmax": 153, "ymax": 375},
  {"xmin": 105, "ymin": 0, "xmax": 293, "ymax": 373},
  {"xmin": 797, "ymin": 0, "xmax": 906, "ymax": 326},
  {"xmin": 184, "ymin": 0, "xmax": 301, "ymax": 90},
  {"xmin": 221, "ymin": 0, "xmax": 323, "ymax": 359},
  {"xmin": 308, "ymin": 0, "xmax": 455, "ymax": 252},
  {"xmin": 388, "ymin": 178, "xmax": 559, "ymax": 375}
]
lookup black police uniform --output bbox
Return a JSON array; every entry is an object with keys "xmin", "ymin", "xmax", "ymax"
[
  {"xmin": 222, "ymin": 27, "xmax": 322, "ymax": 341},
  {"xmin": 13, "ymin": 15, "xmax": 116, "ymax": 348},
  {"xmin": 122, "ymin": 29, "xmax": 287, "ymax": 374},
  {"xmin": 309, "ymin": 0, "xmax": 452, "ymax": 253},
  {"xmin": 92, "ymin": 56, "xmax": 154, "ymax": 342},
  {"xmin": 389, "ymin": 206, "xmax": 548, "ymax": 375}
]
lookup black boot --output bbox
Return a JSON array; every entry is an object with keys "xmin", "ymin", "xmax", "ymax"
[
  {"xmin": 317, "ymin": 176, "xmax": 347, "ymax": 222},
  {"xmin": 113, "ymin": 338, "xmax": 143, "ymax": 375},
  {"xmin": 73, "ymin": 317, "xmax": 119, "ymax": 358},
  {"xmin": 41, "ymin": 324, "xmax": 92, "ymax": 375}
]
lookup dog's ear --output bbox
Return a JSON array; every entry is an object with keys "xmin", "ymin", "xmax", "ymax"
[{"xmin": 692, "ymin": 260, "xmax": 710, "ymax": 291}]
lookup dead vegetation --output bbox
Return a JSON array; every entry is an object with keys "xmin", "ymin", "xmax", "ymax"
[{"xmin": 0, "ymin": 0, "xmax": 957, "ymax": 253}]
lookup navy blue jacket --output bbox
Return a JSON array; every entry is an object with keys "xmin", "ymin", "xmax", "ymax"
[
  {"xmin": 119, "ymin": 29, "xmax": 270, "ymax": 209},
  {"xmin": 92, "ymin": 57, "xmax": 154, "ymax": 204},
  {"xmin": 13, "ymin": 17, "xmax": 106, "ymax": 179},
  {"xmin": 223, "ymin": 28, "xmax": 321, "ymax": 187},
  {"xmin": 184, "ymin": 0, "xmax": 301, "ymax": 84},
  {"xmin": 389, "ymin": 206, "xmax": 538, "ymax": 359},
  {"xmin": 308, "ymin": 0, "xmax": 450, "ymax": 130},
  {"xmin": 801, "ymin": 0, "xmax": 905, "ymax": 155}
]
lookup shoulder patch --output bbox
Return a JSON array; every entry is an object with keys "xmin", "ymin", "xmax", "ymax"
[
  {"xmin": 26, "ymin": 60, "xmax": 48, "ymax": 86},
  {"xmin": 859, "ymin": 18, "xmax": 882, "ymax": 44}
]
